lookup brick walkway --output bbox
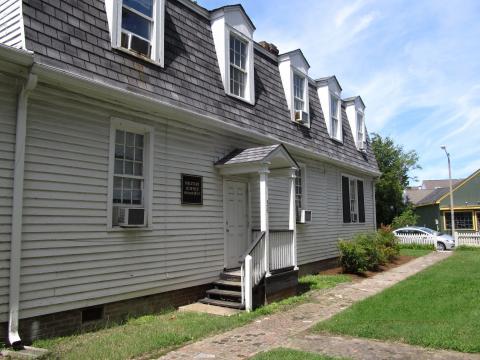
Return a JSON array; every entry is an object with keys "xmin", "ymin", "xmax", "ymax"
[{"xmin": 159, "ymin": 252, "xmax": 479, "ymax": 360}]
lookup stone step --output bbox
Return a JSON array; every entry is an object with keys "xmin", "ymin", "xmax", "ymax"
[
  {"xmin": 220, "ymin": 271, "xmax": 241, "ymax": 282},
  {"xmin": 206, "ymin": 288, "xmax": 242, "ymax": 299},
  {"xmin": 199, "ymin": 297, "xmax": 245, "ymax": 310}
]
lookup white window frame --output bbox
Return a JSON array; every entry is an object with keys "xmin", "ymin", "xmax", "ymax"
[
  {"xmin": 225, "ymin": 27, "xmax": 255, "ymax": 104},
  {"xmin": 295, "ymin": 164, "xmax": 308, "ymax": 222},
  {"xmin": 330, "ymin": 93, "xmax": 341, "ymax": 141},
  {"xmin": 356, "ymin": 111, "xmax": 365, "ymax": 149},
  {"xmin": 341, "ymin": 173, "xmax": 364, "ymax": 224},
  {"xmin": 107, "ymin": 118, "xmax": 154, "ymax": 230},
  {"xmin": 292, "ymin": 71, "xmax": 310, "ymax": 127},
  {"xmin": 111, "ymin": 0, "xmax": 165, "ymax": 66}
]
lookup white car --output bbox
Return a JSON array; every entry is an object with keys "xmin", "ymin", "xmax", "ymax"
[{"xmin": 393, "ymin": 226, "xmax": 455, "ymax": 251}]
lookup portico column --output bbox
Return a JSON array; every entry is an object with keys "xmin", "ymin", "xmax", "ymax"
[
  {"xmin": 259, "ymin": 167, "xmax": 270, "ymax": 276},
  {"xmin": 288, "ymin": 168, "xmax": 298, "ymax": 270}
]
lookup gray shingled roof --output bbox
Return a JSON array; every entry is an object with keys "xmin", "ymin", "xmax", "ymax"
[
  {"xmin": 422, "ymin": 179, "xmax": 462, "ymax": 190},
  {"xmin": 21, "ymin": 0, "xmax": 379, "ymax": 175},
  {"xmin": 405, "ymin": 189, "xmax": 434, "ymax": 205},
  {"xmin": 216, "ymin": 145, "xmax": 280, "ymax": 165}
]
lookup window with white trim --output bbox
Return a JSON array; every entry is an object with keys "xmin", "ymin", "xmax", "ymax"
[
  {"xmin": 295, "ymin": 166, "xmax": 307, "ymax": 221},
  {"xmin": 293, "ymin": 74, "xmax": 305, "ymax": 112},
  {"xmin": 342, "ymin": 175, "xmax": 365, "ymax": 224},
  {"xmin": 112, "ymin": 0, "xmax": 165, "ymax": 64},
  {"xmin": 229, "ymin": 34, "xmax": 248, "ymax": 98},
  {"xmin": 349, "ymin": 178, "xmax": 358, "ymax": 223},
  {"xmin": 109, "ymin": 119, "xmax": 153, "ymax": 229},
  {"xmin": 357, "ymin": 112, "xmax": 365, "ymax": 148},
  {"xmin": 330, "ymin": 95, "xmax": 341, "ymax": 140}
]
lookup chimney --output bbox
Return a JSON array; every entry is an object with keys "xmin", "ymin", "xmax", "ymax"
[{"xmin": 259, "ymin": 41, "xmax": 279, "ymax": 56}]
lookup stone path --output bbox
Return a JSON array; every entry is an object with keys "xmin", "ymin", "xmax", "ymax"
[{"xmin": 158, "ymin": 252, "xmax": 477, "ymax": 360}]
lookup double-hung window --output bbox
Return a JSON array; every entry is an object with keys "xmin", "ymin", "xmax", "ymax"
[
  {"xmin": 293, "ymin": 74, "xmax": 305, "ymax": 112},
  {"xmin": 330, "ymin": 95, "xmax": 340, "ymax": 140},
  {"xmin": 295, "ymin": 168, "xmax": 303, "ymax": 218},
  {"xmin": 109, "ymin": 119, "xmax": 153, "ymax": 229},
  {"xmin": 342, "ymin": 175, "xmax": 365, "ymax": 224},
  {"xmin": 121, "ymin": 0, "xmax": 154, "ymax": 57},
  {"xmin": 229, "ymin": 34, "xmax": 248, "ymax": 98},
  {"xmin": 357, "ymin": 112, "xmax": 365, "ymax": 148}
]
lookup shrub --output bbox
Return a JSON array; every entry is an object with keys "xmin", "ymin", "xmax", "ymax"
[
  {"xmin": 376, "ymin": 228, "xmax": 400, "ymax": 262},
  {"xmin": 338, "ymin": 240, "xmax": 368, "ymax": 273},
  {"xmin": 391, "ymin": 208, "xmax": 419, "ymax": 229},
  {"xmin": 356, "ymin": 233, "xmax": 386, "ymax": 271}
]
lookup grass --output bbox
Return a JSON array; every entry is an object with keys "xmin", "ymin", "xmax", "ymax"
[
  {"xmin": 314, "ymin": 248, "xmax": 480, "ymax": 353},
  {"xmin": 251, "ymin": 348, "xmax": 346, "ymax": 360},
  {"xmin": 33, "ymin": 274, "xmax": 350, "ymax": 360},
  {"xmin": 399, "ymin": 248, "xmax": 432, "ymax": 257}
]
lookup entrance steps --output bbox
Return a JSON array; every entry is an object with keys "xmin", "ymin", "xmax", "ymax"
[{"xmin": 199, "ymin": 269, "xmax": 244, "ymax": 310}]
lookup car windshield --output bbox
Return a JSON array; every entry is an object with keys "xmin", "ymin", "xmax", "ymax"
[{"xmin": 419, "ymin": 227, "xmax": 436, "ymax": 235}]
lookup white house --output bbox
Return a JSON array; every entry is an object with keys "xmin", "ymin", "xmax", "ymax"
[{"xmin": 0, "ymin": 0, "xmax": 380, "ymax": 345}]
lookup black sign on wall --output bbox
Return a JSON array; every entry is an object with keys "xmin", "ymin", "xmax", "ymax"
[{"xmin": 181, "ymin": 174, "xmax": 203, "ymax": 205}]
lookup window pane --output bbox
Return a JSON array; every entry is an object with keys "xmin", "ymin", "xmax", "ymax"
[
  {"xmin": 134, "ymin": 162, "xmax": 143, "ymax": 176},
  {"xmin": 135, "ymin": 148, "xmax": 143, "ymax": 162},
  {"xmin": 135, "ymin": 134, "xmax": 144, "ymax": 148},
  {"xmin": 132, "ymin": 179, "xmax": 142, "ymax": 190},
  {"xmin": 122, "ymin": 8, "xmax": 151, "ymax": 40},
  {"xmin": 445, "ymin": 211, "xmax": 473, "ymax": 229},
  {"xmin": 331, "ymin": 97, "xmax": 338, "ymax": 118},
  {"xmin": 114, "ymin": 176, "xmax": 122, "ymax": 189},
  {"xmin": 293, "ymin": 74, "xmax": 304, "ymax": 101},
  {"xmin": 126, "ymin": 132, "xmax": 135, "ymax": 147},
  {"xmin": 113, "ymin": 190, "xmax": 122, "ymax": 204},
  {"xmin": 115, "ymin": 144, "xmax": 125, "ymax": 159},
  {"xmin": 116, "ymin": 130, "xmax": 125, "ymax": 144},
  {"xmin": 132, "ymin": 190, "xmax": 142, "ymax": 205},
  {"xmin": 125, "ymin": 161, "xmax": 134, "ymax": 175},
  {"xmin": 123, "ymin": 0, "xmax": 153, "ymax": 17},
  {"xmin": 130, "ymin": 35, "xmax": 151, "ymax": 57},
  {"xmin": 332, "ymin": 118, "xmax": 338, "ymax": 138},
  {"xmin": 123, "ymin": 190, "xmax": 132, "ymax": 204},
  {"xmin": 125, "ymin": 146, "xmax": 134, "ymax": 161},
  {"xmin": 114, "ymin": 159, "xmax": 124, "ymax": 175}
]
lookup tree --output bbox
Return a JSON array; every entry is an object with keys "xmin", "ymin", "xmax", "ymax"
[{"xmin": 371, "ymin": 133, "xmax": 420, "ymax": 227}]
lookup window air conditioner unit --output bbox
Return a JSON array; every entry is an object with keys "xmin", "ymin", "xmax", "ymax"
[
  {"xmin": 295, "ymin": 111, "xmax": 309, "ymax": 124},
  {"xmin": 298, "ymin": 210, "xmax": 312, "ymax": 224},
  {"xmin": 118, "ymin": 208, "xmax": 146, "ymax": 227}
]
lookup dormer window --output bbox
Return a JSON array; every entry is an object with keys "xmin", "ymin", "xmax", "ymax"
[
  {"xmin": 330, "ymin": 95, "xmax": 341, "ymax": 140},
  {"xmin": 344, "ymin": 96, "xmax": 367, "ymax": 151},
  {"xmin": 210, "ymin": 6, "xmax": 256, "ymax": 104},
  {"xmin": 229, "ymin": 34, "xmax": 248, "ymax": 98},
  {"xmin": 357, "ymin": 112, "xmax": 365, "ymax": 149},
  {"xmin": 316, "ymin": 76, "xmax": 343, "ymax": 141},
  {"xmin": 293, "ymin": 74, "xmax": 306, "ymax": 112},
  {"xmin": 106, "ymin": 0, "xmax": 165, "ymax": 65},
  {"xmin": 279, "ymin": 50, "xmax": 310, "ymax": 127}
]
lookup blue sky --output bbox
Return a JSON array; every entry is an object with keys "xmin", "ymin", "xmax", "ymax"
[{"xmin": 198, "ymin": 0, "xmax": 480, "ymax": 185}]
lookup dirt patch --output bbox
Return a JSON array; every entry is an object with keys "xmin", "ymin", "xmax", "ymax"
[{"xmin": 318, "ymin": 255, "xmax": 416, "ymax": 282}]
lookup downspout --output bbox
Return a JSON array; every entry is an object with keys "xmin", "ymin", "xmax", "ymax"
[{"xmin": 9, "ymin": 71, "xmax": 37, "ymax": 348}]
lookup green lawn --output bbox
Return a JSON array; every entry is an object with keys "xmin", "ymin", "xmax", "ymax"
[
  {"xmin": 251, "ymin": 348, "xmax": 346, "ymax": 360},
  {"xmin": 315, "ymin": 248, "xmax": 480, "ymax": 353},
  {"xmin": 33, "ymin": 274, "xmax": 350, "ymax": 360}
]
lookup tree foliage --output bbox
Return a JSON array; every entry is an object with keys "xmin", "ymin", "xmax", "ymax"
[
  {"xmin": 371, "ymin": 133, "xmax": 420, "ymax": 226},
  {"xmin": 391, "ymin": 207, "xmax": 420, "ymax": 229}
]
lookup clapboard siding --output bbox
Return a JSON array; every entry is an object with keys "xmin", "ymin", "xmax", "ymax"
[
  {"xmin": 0, "ymin": 76, "xmax": 17, "ymax": 321},
  {"xmin": 0, "ymin": 0, "xmax": 24, "ymax": 48},
  {"xmin": 296, "ymin": 160, "xmax": 375, "ymax": 265},
  {"xmin": 18, "ymin": 86, "xmax": 264, "ymax": 319}
]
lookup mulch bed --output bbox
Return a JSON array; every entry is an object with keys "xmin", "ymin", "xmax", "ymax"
[{"xmin": 318, "ymin": 255, "xmax": 416, "ymax": 282}]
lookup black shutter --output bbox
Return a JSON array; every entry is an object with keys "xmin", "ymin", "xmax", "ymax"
[
  {"xmin": 342, "ymin": 176, "xmax": 351, "ymax": 223},
  {"xmin": 357, "ymin": 180, "xmax": 365, "ymax": 223}
]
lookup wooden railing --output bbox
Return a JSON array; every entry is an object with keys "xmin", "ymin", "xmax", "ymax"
[
  {"xmin": 269, "ymin": 230, "xmax": 294, "ymax": 271},
  {"xmin": 456, "ymin": 232, "xmax": 480, "ymax": 247},
  {"xmin": 240, "ymin": 231, "xmax": 266, "ymax": 311}
]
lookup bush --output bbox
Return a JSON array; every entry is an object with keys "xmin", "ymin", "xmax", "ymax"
[
  {"xmin": 338, "ymin": 240, "xmax": 368, "ymax": 273},
  {"xmin": 391, "ymin": 208, "xmax": 419, "ymax": 229},
  {"xmin": 338, "ymin": 229, "xmax": 400, "ymax": 273}
]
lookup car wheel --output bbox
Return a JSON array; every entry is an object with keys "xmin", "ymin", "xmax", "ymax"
[{"xmin": 436, "ymin": 242, "xmax": 446, "ymax": 251}]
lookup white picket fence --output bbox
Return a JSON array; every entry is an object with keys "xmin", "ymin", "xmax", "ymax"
[
  {"xmin": 456, "ymin": 232, "xmax": 480, "ymax": 247},
  {"xmin": 396, "ymin": 234, "xmax": 437, "ymax": 246}
]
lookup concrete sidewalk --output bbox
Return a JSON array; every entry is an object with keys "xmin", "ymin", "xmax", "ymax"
[{"xmin": 159, "ymin": 252, "xmax": 461, "ymax": 360}]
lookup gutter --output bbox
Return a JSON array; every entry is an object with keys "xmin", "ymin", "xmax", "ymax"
[{"xmin": 8, "ymin": 70, "xmax": 37, "ymax": 348}]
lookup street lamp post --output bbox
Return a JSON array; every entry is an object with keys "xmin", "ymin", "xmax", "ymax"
[{"xmin": 441, "ymin": 146, "xmax": 456, "ymax": 245}]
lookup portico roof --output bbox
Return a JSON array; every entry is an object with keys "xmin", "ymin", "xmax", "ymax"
[{"xmin": 215, "ymin": 144, "xmax": 298, "ymax": 175}]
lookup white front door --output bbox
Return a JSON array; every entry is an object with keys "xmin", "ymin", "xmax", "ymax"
[{"xmin": 225, "ymin": 181, "xmax": 249, "ymax": 269}]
